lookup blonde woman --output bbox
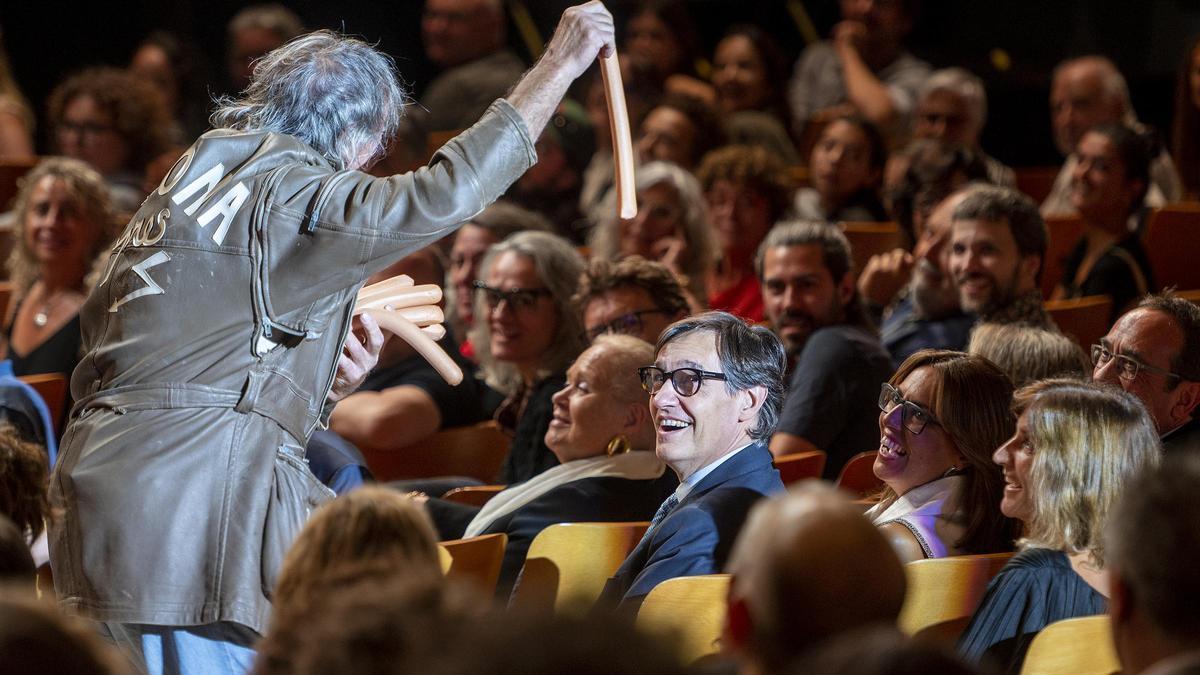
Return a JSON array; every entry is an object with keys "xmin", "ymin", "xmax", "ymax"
[
  {"xmin": 4, "ymin": 157, "xmax": 117, "ymax": 381},
  {"xmin": 960, "ymin": 379, "xmax": 1161, "ymax": 673}
]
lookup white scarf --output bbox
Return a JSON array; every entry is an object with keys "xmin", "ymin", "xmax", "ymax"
[{"xmin": 463, "ymin": 451, "xmax": 667, "ymax": 538}]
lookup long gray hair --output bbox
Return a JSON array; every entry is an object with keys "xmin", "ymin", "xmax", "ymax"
[
  {"xmin": 210, "ymin": 30, "xmax": 407, "ymax": 170},
  {"xmin": 470, "ymin": 231, "xmax": 587, "ymax": 395}
]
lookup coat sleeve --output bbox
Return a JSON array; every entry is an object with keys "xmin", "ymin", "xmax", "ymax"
[{"xmin": 621, "ymin": 507, "xmax": 722, "ymax": 605}]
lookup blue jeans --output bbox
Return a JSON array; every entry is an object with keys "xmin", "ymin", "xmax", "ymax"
[{"xmin": 100, "ymin": 622, "xmax": 259, "ymax": 675}]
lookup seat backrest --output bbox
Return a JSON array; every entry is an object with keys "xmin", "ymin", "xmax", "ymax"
[
  {"xmin": 773, "ymin": 450, "xmax": 826, "ymax": 484},
  {"xmin": 437, "ymin": 532, "xmax": 508, "ymax": 595},
  {"xmin": 835, "ymin": 451, "xmax": 883, "ymax": 497},
  {"xmin": 1176, "ymin": 288, "xmax": 1200, "ymax": 304},
  {"xmin": 1044, "ymin": 295, "xmax": 1113, "ymax": 350},
  {"xmin": 635, "ymin": 574, "xmax": 731, "ymax": 664},
  {"xmin": 18, "ymin": 373, "xmax": 68, "ymax": 435},
  {"xmin": 1014, "ymin": 166, "xmax": 1061, "ymax": 206},
  {"xmin": 441, "ymin": 484, "xmax": 506, "ymax": 507},
  {"xmin": 1144, "ymin": 203, "xmax": 1200, "ymax": 292},
  {"xmin": 1041, "ymin": 215, "xmax": 1086, "ymax": 300},
  {"xmin": 362, "ymin": 420, "xmax": 510, "ymax": 482},
  {"xmin": 841, "ymin": 222, "xmax": 904, "ymax": 275},
  {"xmin": 898, "ymin": 552, "xmax": 1014, "ymax": 635},
  {"xmin": 509, "ymin": 521, "xmax": 648, "ymax": 616},
  {"xmin": 1020, "ymin": 614, "xmax": 1118, "ymax": 675}
]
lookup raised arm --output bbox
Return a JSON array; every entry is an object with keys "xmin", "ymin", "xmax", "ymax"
[{"xmin": 507, "ymin": 1, "xmax": 615, "ymax": 140}]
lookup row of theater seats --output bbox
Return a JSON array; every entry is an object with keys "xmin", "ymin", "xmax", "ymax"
[{"xmin": 435, "ymin": 523, "xmax": 1118, "ymax": 673}]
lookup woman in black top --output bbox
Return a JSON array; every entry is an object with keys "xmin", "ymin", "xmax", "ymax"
[
  {"xmin": 1053, "ymin": 123, "xmax": 1156, "ymax": 320},
  {"xmin": 4, "ymin": 157, "xmax": 118, "ymax": 381}
]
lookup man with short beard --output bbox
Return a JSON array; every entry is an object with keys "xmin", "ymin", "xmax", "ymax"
[
  {"xmin": 948, "ymin": 186, "xmax": 1055, "ymax": 330},
  {"xmin": 869, "ymin": 188, "xmax": 978, "ymax": 369},
  {"xmin": 758, "ymin": 222, "xmax": 892, "ymax": 479}
]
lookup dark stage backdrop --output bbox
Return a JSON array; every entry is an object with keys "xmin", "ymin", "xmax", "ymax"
[{"xmin": 3, "ymin": 0, "xmax": 1199, "ymax": 166}]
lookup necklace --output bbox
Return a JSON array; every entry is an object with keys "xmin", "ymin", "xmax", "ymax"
[{"xmin": 32, "ymin": 288, "xmax": 68, "ymax": 328}]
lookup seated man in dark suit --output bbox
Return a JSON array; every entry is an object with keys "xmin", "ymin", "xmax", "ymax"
[{"xmin": 599, "ymin": 311, "xmax": 786, "ymax": 607}]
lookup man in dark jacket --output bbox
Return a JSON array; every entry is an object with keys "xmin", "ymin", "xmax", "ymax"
[
  {"xmin": 48, "ymin": 4, "xmax": 616, "ymax": 672},
  {"xmin": 599, "ymin": 312, "xmax": 786, "ymax": 607}
]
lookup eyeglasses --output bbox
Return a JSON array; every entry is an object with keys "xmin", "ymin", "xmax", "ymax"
[
  {"xmin": 583, "ymin": 309, "xmax": 670, "ymax": 341},
  {"xmin": 878, "ymin": 383, "xmax": 940, "ymax": 435},
  {"xmin": 1090, "ymin": 344, "xmax": 1181, "ymax": 383},
  {"xmin": 638, "ymin": 366, "xmax": 726, "ymax": 397},
  {"xmin": 473, "ymin": 281, "xmax": 552, "ymax": 312},
  {"xmin": 56, "ymin": 121, "xmax": 115, "ymax": 139}
]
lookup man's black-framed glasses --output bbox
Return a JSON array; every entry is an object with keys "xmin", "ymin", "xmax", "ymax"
[
  {"xmin": 473, "ymin": 280, "xmax": 552, "ymax": 311},
  {"xmin": 1090, "ymin": 344, "xmax": 1181, "ymax": 383},
  {"xmin": 638, "ymin": 366, "xmax": 726, "ymax": 397},
  {"xmin": 584, "ymin": 309, "xmax": 671, "ymax": 341},
  {"xmin": 878, "ymin": 382, "xmax": 940, "ymax": 435}
]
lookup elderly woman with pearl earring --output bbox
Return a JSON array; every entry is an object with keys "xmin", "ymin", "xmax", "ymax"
[
  {"xmin": 422, "ymin": 334, "xmax": 678, "ymax": 597},
  {"xmin": 868, "ymin": 349, "xmax": 1019, "ymax": 563}
]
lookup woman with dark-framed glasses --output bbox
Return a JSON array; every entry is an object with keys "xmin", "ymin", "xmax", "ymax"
[
  {"xmin": 866, "ymin": 350, "xmax": 1019, "ymax": 563},
  {"xmin": 470, "ymin": 230, "xmax": 587, "ymax": 485}
]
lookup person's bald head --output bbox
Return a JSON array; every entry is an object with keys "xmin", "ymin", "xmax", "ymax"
[
  {"xmin": 1050, "ymin": 56, "xmax": 1135, "ymax": 156},
  {"xmin": 726, "ymin": 481, "xmax": 907, "ymax": 674}
]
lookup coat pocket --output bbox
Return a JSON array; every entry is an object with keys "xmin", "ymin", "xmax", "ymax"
[{"xmin": 261, "ymin": 444, "xmax": 334, "ymax": 598}]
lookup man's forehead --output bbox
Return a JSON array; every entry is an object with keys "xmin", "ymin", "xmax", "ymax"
[
  {"xmin": 1109, "ymin": 308, "xmax": 1184, "ymax": 354},
  {"xmin": 657, "ymin": 331, "xmax": 718, "ymax": 366},
  {"xmin": 585, "ymin": 286, "xmax": 655, "ymax": 319},
  {"xmin": 764, "ymin": 244, "xmax": 829, "ymax": 275},
  {"xmin": 951, "ymin": 217, "xmax": 1014, "ymax": 243}
]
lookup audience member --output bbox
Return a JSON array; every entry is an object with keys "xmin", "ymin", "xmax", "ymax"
[
  {"xmin": 886, "ymin": 139, "xmax": 991, "ymax": 247},
  {"xmin": 265, "ymin": 570, "xmax": 474, "ymax": 675},
  {"xmin": 0, "ymin": 424, "xmax": 49, "ymax": 549},
  {"xmin": 471, "ymin": 231, "xmax": 586, "ymax": 485},
  {"xmin": 310, "ymin": 249, "xmax": 495, "ymax": 494},
  {"xmin": 698, "ymin": 144, "xmax": 794, "ymax": 321},
  {"xmin": 0, "ymin": 592, "xmax": 126, "ymax": 675},
  {"xmin": 599, "ymin": 311, "xmax": 786, "ymax": 606},
  {"xmin": 726, "ymin": 481, "xmax": 907, "ymax": 674},
  {"xmin": 1042, "ymin": 56, "xmax": 1182, "ymax": 216},
  {"xmin": 423, "ymin": 335, "xmax": 676, "ymax": 596},
  {"xmin": 129, "ymin": 31, "xmax": 215, "ymax": 142},
  {"xmin": 1053, "ymin": 123, "xmax": 1156, "ymax": 319},
  {"xmin": 225, "ymin": 3, "xmax": 304, "ymax": 94},
  {"xmin": 711, "ymin": 25, "xmax": 799, "ymax": 164},
  {"xmin": 1171, "ymin": 35, "xmax": 1200, "ymax": 199},
  {"xmin": 759, "ymin": 222, "xmax": 893, "ymax": 478},
  {"xmin": 0, "ymin": 515, "xmax": 35, "ymax": 582},
  {"xmin": 0, "ymin": 30, "xmax": 34, "ymax": 160},
  {"xmin": 444, "ymin": 201, "xmax": 552, "ymax": 360},
  {"xmin": 948, "ymin": 186, "xmax": 1055, "ymax": 329},
  {"xmin": 1092, "ymin": 292, "xmax": 1200, "ymax": 452},
  {"xmin": 0, "ymin": 359, "xmax": 56, "ymax": 465},
  {"xmin": 417, "ymin": 0, "xmax": 525, "ymax": 132},
  {"xmin": 794, "ymin": 114, "xmax": 888, "ymax": 223},
  {"xmin": 869, "ymin": 350, "xmax": 1017, "ymax": 562},
  {"xmin": 507, "ymin": 100, "xmax": 594, "ymax": 242},
  {"xmin": 574, "ymin": 257, "xmax": 690, "ymax": 345},
  {"xmin": 257, "ymin": 489, "xmax": 442, "ymax": 673},
  {"xmin": 789, "ymin": 0, "xmax": 930, "ymax": 141},
  {"xmin": 623, "ymin": 0, "xmax": 704, "ymax": 92},
  {"xmin": 4, "ymin": 158, "xmax": 118, "ymax": 382},
  {"xmin": 48, "ymin": 68, "xmax": 172, "ymax": 214},
  {"xmin": 913, "ymin": 68, "xmax": 1015, "ymax": 186},
  {"xmin": 589, "ymin": 160, "xmax": 715, "ymax": 303},
  {"xmin": 968, "ymin": 322, "xmax": 1088, "ymax": 388},
  {"xmin": 428, "ymin": 609, "xmax": 692, "ymax": 675},
  {"xmin": 869, "ymin": 189, "xmax": 978, "ymax": 369},
  {"xmin": 787, "ymin": 625, "xmax": 978, "ymax": 675},
  {"xmin": 635, "ymin": 92, "xmax": 725, "ymax": 171},
  {"xmin": 1107, "ymin": 453, "xmax": 1200, "ymax": 675},
  {"xmin": 962, "ymin": 379, "xmax": 1161, "ymax": 673}
]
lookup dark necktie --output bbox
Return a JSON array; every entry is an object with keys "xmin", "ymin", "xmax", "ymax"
[{"xmin": 649, "ymin": 493, "xmax": 681, "ymax": 530}]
